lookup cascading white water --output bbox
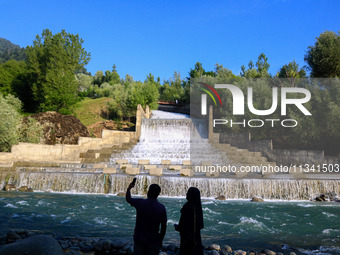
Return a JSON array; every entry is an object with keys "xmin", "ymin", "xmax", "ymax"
[
  {"xmin": 109, "ymin": 111, "xmax": 229, "ymax": 164},
  {"xmin": 4, "ymin": 110, "xmax": 338, "ymax": 201},
  {"xmin": 4, "ymin": 172, "xmax": 340, "ymax": 200}
]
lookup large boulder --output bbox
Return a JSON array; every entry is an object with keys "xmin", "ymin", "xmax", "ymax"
[
  {"xmin": 215, "ymin": 195, "xmax": 226, "ymax": 200},
  {"xmin": 5, "ymin": 184, "xmax": 16, "ymax": 191},
  {"xmin": 0, "ymin": 235, "xmax": 64, "ymax": 255},
  {"xmin": 18, "ymin": 186, "xmax": 33, "ymax": 192},
  {"xmin": 251, "ymin": 197, "xmax": 264, "ymax": 202},
  {"xmin": 28, "ymin": 111, "xmax": 90, "ymax": 145}
]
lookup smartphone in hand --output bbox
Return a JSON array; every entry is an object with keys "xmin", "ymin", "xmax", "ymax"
[{"xmin": 131, "ymin": 177, "xmax": 137, "ymax": 186}]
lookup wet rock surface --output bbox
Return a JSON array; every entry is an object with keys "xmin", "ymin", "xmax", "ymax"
[{"xmin": 0, "ymin": 230, "xmax": 306, "ymax": 255}]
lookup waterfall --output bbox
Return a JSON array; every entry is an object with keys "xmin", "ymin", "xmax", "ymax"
[
  {"xmin": 3, "ymin": 171, "xmax": 340, "ymax": 200},
  {"xmin": 109, "ymin": 117, "xmax": 228, "ymax": 165}
]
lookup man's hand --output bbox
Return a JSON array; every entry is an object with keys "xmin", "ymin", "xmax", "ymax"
[
  {"xmin": 128, "ymin": 182, "xmax": 135, "ymax": 190},
  {"xmin": 126, "ymin": 180, "xmax": 135, "ymax": 203}
]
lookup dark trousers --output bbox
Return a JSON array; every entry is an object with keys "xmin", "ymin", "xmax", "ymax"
[{"xmin": 134, "ymin": 243, "xmax": 161, "ymax": 255}]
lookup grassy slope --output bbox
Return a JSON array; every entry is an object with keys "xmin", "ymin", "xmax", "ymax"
[{"xmin": 71, "ymin": 97, "xmax": 111, "ymax": 127}]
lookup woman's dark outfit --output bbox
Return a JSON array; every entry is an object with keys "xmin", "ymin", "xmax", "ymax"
[{"xmin": 175, "ymin": 187, "xmax": 204, "ymax": 255}]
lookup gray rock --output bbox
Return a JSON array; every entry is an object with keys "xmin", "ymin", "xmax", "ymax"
[
  {"xmin": 68, "ymin": 246, "xmax": 80, "ymax": 251},
  {"xmin": 93, "ymin": 240, "xmax": 102, "ymax": 251},
  {"xmin": 289, "ymin": 253, "xmax": 297, "ymax": 255},
  {"xmin": 64, "ymin": 250, "xmax": 82, "ymax": 255},
  {"xmin": 208, "ymin": 244, "xmax": 221, "ymax": 250},
  {"xmin": 277, "ymin": 253, "xmax": 284, "ymax": 255},
  {"xmin": 0, "ymin": 234, "xmax": 63, "ymax": 255},
  {"xmin": 18, "ymin": 186, "xmax": 29, "ymax": 192},
  {"xmin": 117, "ymin": 192, "xmax": 125, "ymax": 196},
  {"xmin": 102, "ymin": 239, "xmax": 112, "ymax": 250},
  {"xmin": 6, "ymin": 231, "xmax": 21, "ymax": 241},
  {"xmin": 58, "ymin": 240, "xmax": 69, "ymax": 249},
  {"xmin": 210, "ymin": 250, "xmax": 220, "ymax": 255},
  {"xmin": 233, "ymin": 250, "xmax": 246, "ymax": 255},
  {"xmin": 222, "ymin": 244, "xmax": 232, "ymax": 253},
  {"xmin": 16, "ymin": 230, "xmax": 29, "ymax": 238},
  {"xmin": 111, "ymin": 239, "xmax": 128, "ymax": 248},
  {"xmin": 215, "ymin": 195, "xmax": 226, "ymax": 200},
  {"xmin": 315, "ymin": 196, "xmax": 324, "ymax": 202},
  {"xmin": 262, "ymin": 249, "xmax": 276, "ymax": 255},
  {"xmin": 251, "ymin": 197, "xmax": 264, "ymax": 202}
]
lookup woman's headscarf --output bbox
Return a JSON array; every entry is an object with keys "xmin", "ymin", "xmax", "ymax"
[{"xmin": 186, "ymin": 187, "xmax": 204, "ymax": 230}]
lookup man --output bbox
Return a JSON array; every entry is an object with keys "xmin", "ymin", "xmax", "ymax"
[{"xmin": 126, "ymin": 181, "xmax": 167, "ymax": 255}]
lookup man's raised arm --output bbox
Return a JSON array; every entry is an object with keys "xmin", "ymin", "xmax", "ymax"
[{"xmin": 126, "ymin": 182, "xmax": 134, "ymax": 204}]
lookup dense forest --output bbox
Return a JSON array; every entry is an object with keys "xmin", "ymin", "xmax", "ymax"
[
  {"xmin": 0, "ymin": 29, "xmax": 339, "ymax": 153},
  {"xmin": 0, "ymin": 38, "xmax": 26, "ymax": 64}
]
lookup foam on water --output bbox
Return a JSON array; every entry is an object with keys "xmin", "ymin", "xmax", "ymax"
[
  {"xmin": 16, "ymin": 200, "xmax": 29, "ymax": 206},
  {"xmin": 5, "ymin": 203, "xmax": 18, "ymax": 208},
  {"xmin": 322, "ymin": 212, "xmax": 337, "ymax": 218}
]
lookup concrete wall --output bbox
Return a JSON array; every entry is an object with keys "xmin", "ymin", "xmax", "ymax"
[
  {"xmin": 135, "ymin": 105, "xmax": 150, "ymax": 138},
  {"xmin": 0, "ymin": 104, "xmax": 150, "ymax": 166}
]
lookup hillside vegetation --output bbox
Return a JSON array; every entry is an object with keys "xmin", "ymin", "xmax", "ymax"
[
  {"xmin": 71, "ymin": 97, "xmax": 111, "ymax": 127},
  {"xmin": 71, "ymin": 97, "xmax": 134, "ymax": 137},
  {"xmin": 0, "ymin": 38, "xmax": 26, "ymax": 64}
]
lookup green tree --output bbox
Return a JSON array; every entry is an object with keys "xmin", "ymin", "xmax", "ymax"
[
  {"xmin": 276, "ymin": 60, "xmax": 306, "ymax": 79},
  {"xmin": 304, "ymin": 31, "xmax": 340, "ymax": 78},
  {"xmin": 104, "ymin": 65, "xmax": 121, "ymax": 85},
  {"xmin": 26, "ymin": 29, "xmax": 91, "ymax": 112},
  {"xmin": 188, "ymin": 62, "xmax": 216, "ymax": 80},
  {"xmin": 240, "ymin": 53, "xmax": 271, "ymax": 78},
  {"xmin": 76, "ymin": 73, "xmax": 93, "ymax": 92},
  {"xmin": 215, "ymin": 63, "xmax": 235, "ymax": 80},
  {"xmin": 93, "ymin": 70, "xmax": 104, "ymax": 85},
  {"xmin": 160, "ymin": 72, "xmax": 184, "ymax": 103},
  {"xmin": 0, "ymin": 60, "xmax": 27, "ymax": 95}
]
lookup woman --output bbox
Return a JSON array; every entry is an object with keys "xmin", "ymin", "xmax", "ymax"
[{"xmin": 174, "ymin": 187, "xmax": 204, "ymax": 255}]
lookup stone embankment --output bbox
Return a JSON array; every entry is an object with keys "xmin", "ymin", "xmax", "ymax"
[{"xmin": 0, "ymin": 230, "xmax": 299, "ymax": 255}]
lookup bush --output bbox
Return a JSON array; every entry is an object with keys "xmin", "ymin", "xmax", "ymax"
[
  {"xmin": 0, "ymin": 93, "xmax": 44, "ymax": 152},
  {"xmin": 18, "ymin": 117, "xmax": 44, "ymax": 144},
  {"xmin": 0, "ymin": 93, "xmax": 21, "ymax": 151}
]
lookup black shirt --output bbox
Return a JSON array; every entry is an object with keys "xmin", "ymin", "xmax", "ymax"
[{"xmin": 129, "ymin": 198, "xmax": 167, "ymax": 245}]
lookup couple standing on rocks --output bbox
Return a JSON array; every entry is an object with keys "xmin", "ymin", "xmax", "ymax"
[{"xmin": 126, "ymin": 179, "xmax": 204, "ymax": 255}]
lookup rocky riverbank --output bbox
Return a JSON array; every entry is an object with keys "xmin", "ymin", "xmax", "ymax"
[{"xmin": 0, "ymin": 230, "xmax": 300, "ymax": 255}]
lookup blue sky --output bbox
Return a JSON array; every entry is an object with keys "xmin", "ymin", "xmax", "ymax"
[{"xmin": 1, "ymin": 0, "xmax": 339, "ymax": 82}]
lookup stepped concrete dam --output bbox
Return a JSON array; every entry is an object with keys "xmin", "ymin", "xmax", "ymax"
[{"xmin": 1, "ymin": 108, "xmax": 339, "ymax": 200}]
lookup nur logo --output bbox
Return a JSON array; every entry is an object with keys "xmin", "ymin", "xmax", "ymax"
[
  {"xmin": 199, "ymin": 83, "xmax": 223, "ymax": 115},
  {"xmin": 200, "ymin": 83, "xmax": 312, "ymax": 116}
]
